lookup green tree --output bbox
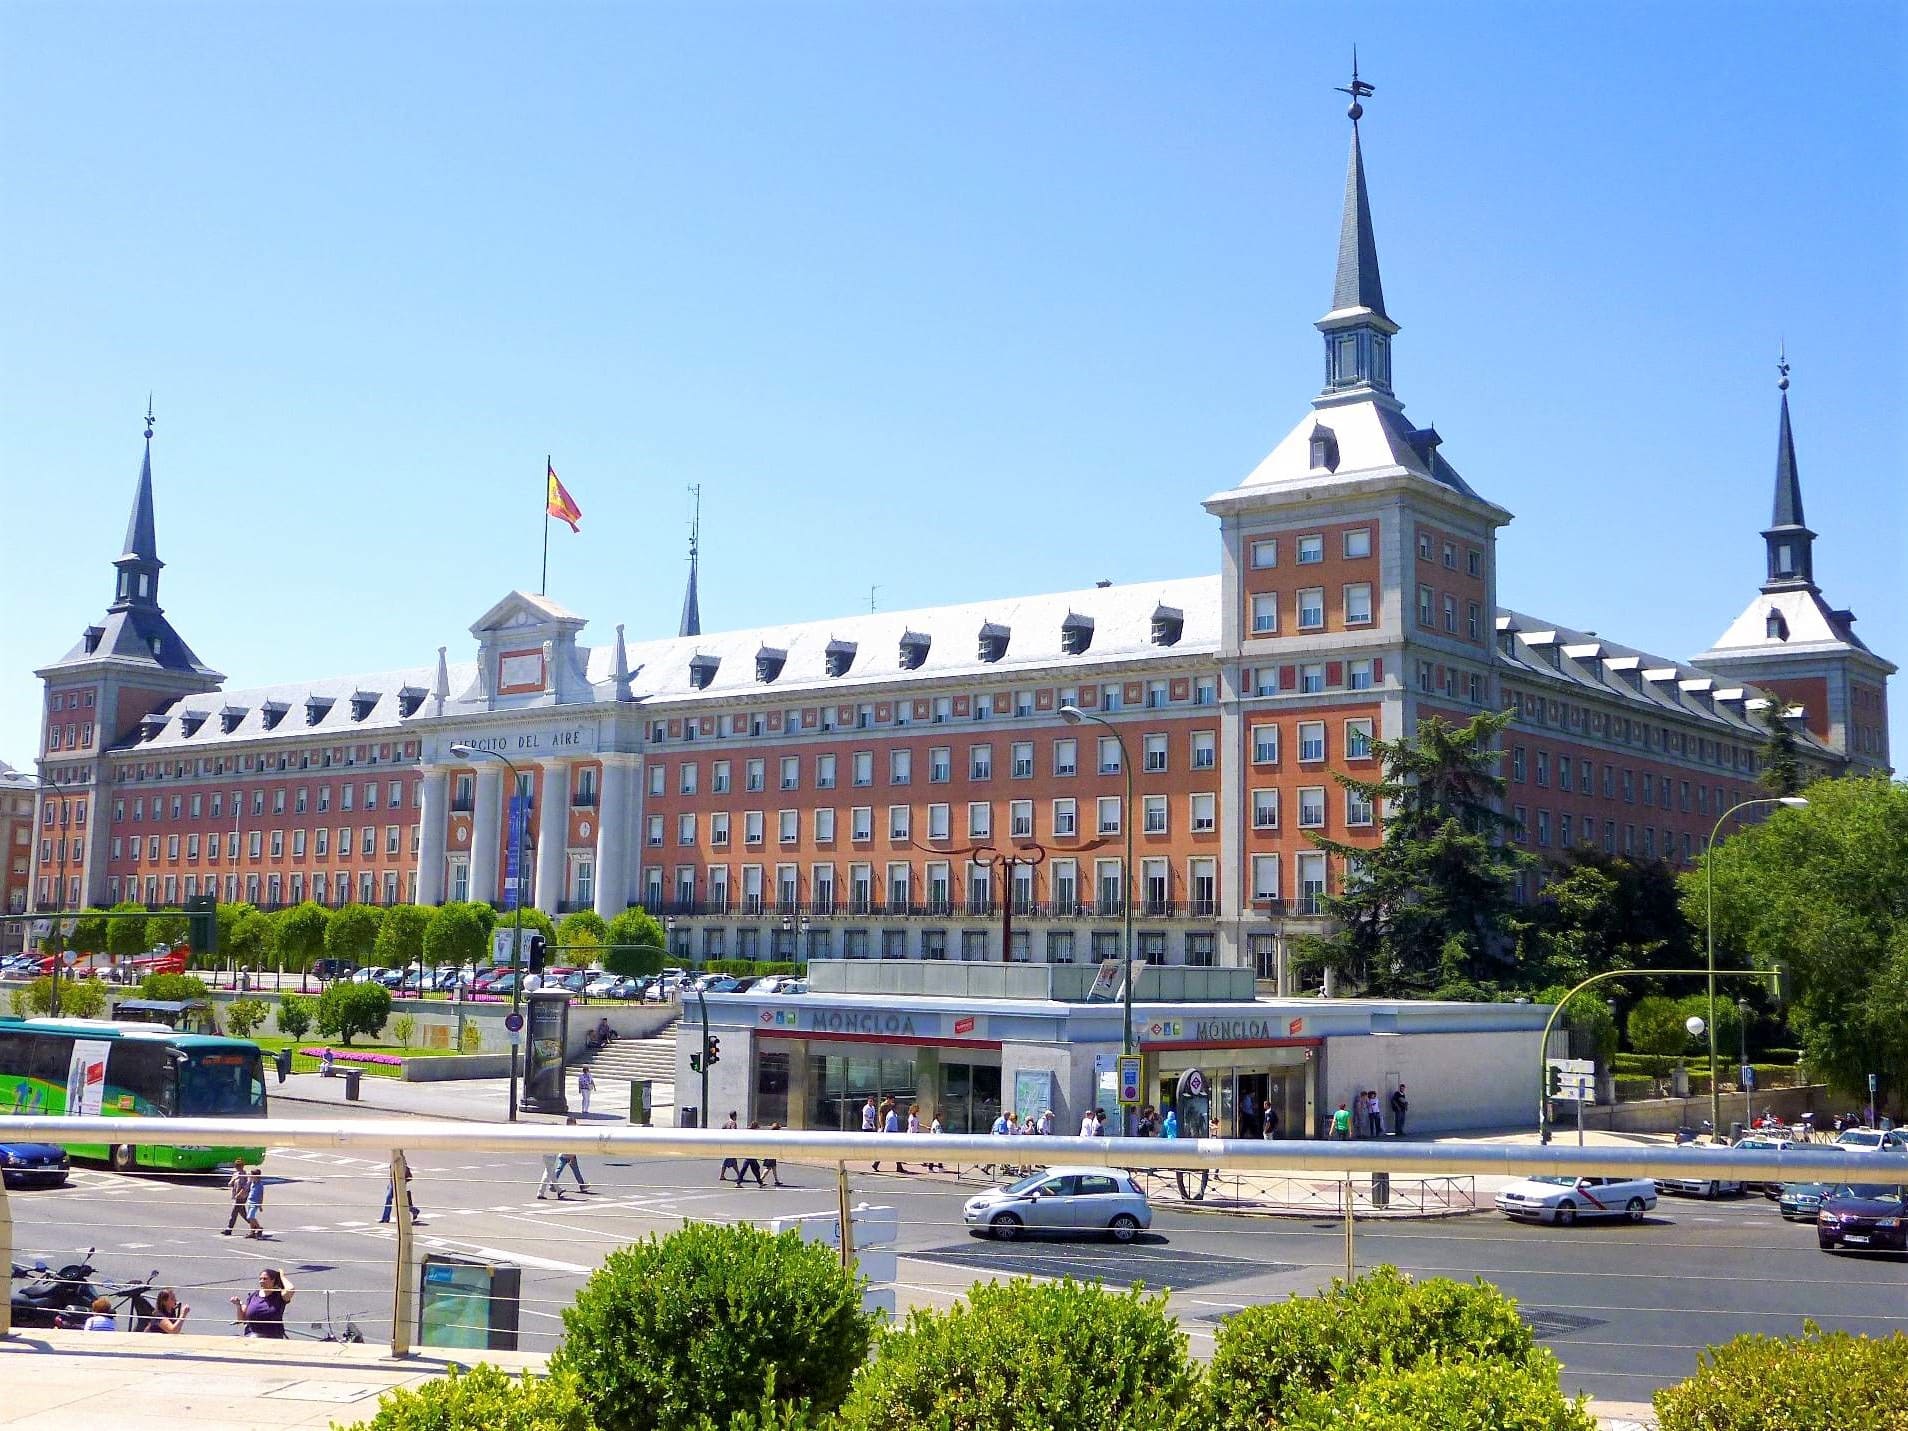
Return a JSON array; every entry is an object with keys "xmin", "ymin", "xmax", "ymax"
[
  {"xmin": 424, "ymin": 902, "xmax": 490, "ymax": 971},
  {"xmin": 375, "ymin": 904, "xmax": 432, "ymax": 971},
  {"xmin": 67, "ymin": 909, "xmax": 110, "ymax": 955},
  {"xmin": 556, "ymin": 909, "xmax": 609, "ymax": 964},
  {"xmin": 1295, "ymin": 711, "xmax": 1532, "ymax": 997},
  {"xmin": 326, "ymin": 903, "xmax": 385, "ymax": 966},
  {"xmin": 226, "ymin": 998, "xmax": 270, "ymax": 1038},
  {"xmin": 1627, "ymin": 995, "xmax": 1690, "ymax": 1090},
  {"xmin": 316, "ymin": 981, "xmax": 393, "ymax": 1046},
  {"xmin": 1519, "ymin": 852, "xmax": 1698, "ymax": 990},
  {"xmin": 604, "ymin": 907, "xmax": 668, "ymax": 979},
  {"xmin": 1758, "ymin": 703, "xmax": 1805, "ymax": 798},
  {"xmin": 275, "ymin": 994, "xmax": 314, "ymax": 1040},
  {"xmin": 147, "ymin": 909, "xmax": 189, "ymax": 949},
  {"xmin": 12, "ymin": 976, "xmax": 110, "ymax": 1019},
  {"xmin": 214, "ymin": 901, "xmax": 258, "ymax": 957},
  {"xmin": 103, "ymin": 901, "xmax": 150, "ymax": 958},
  {"xmin": 138, "ymin": 972, "xmax": 210, "ymax": 1002},
  {"xmin": 229, "ymin": 907, "xmax": 275, "ymax": 968},
  {"xmin": 1693, "ymin": 775, "xmax": 1908, "ymax": 1105},
  {"xmin": 839, "ymin": 1277, "xmax": 1199, "ymax": 1431},
  {"xmin": 274, "ymin": 901, "xmax": 331, "ymax": 973}
]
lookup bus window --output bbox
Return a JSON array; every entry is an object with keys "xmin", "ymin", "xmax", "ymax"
[
  {"xmin": 110, "ymin": 1040, "xmax": 178, "ymax": 1116},
  {"xmin": 176, "ymin": 1049, "xmax": 266, "ymax": 1117}
]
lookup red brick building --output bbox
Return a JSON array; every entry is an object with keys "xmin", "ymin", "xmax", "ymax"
[{"xmin": 28, "ymin": 87, "xmax": 1889, "ymax": 987}]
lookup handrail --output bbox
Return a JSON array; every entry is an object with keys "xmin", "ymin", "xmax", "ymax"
[{"xmin": 2, "ymin": 1116, "xmax": 1899, "ymax": 1182}]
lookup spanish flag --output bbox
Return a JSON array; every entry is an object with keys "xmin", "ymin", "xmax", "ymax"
[{"xmin": 546, "ymin": 462, "xmax": 582, "ymax": 532}]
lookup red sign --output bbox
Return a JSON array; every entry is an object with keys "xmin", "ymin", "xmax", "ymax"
[
  {"xmin": 953, "ymin": 1016, "xmax": 976, "ymax": 1036},
  {"xmin": 1287, "ymin": 1017, "xmax": 1304, "ymax": 1036}
]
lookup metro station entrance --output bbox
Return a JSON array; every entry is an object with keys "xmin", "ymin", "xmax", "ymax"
[{"xmin": 1149, "ymin": 1044, "xmax": 1317, "ymax": 1139}]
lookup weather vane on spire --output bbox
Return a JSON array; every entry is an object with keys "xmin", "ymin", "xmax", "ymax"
[
  {"xmin": 1336, "ymin": 47, "xmax": 1374, "ymax": 122},
  {"xmin": 1777, "ymin": 341, "xmax": 1790, "ymax": 392},
  {"xmin": 143, "ymin": 394, "xmax": 155, "ymax": 441}
]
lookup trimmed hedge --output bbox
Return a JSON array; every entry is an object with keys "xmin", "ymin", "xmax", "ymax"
[
  {"xmin": 1280, "ymin": 1357, "xmax": 1596, "ymax": 1431},
  {"xmin": 1653, "ymin": 1323, "xmax": 1908, "ymax": 1431},
  {"xmin": 704, "ymin": 960, "xmax": 804, "ymax": 978},
  {"xmin": 837, "ymin": 1277, "xmax": 1199, "ymax": 1431},
  {"xmin": 335, "ymin": 1363, "xmax": 594, "ymax": 1431}
]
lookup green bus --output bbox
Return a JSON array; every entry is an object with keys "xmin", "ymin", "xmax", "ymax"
[{"xmin": 0, "ymin": 1015, "xmax": 267, "ymax": 1171}]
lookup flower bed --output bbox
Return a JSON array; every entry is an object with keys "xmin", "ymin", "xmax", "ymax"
[{"xmin": 298, "ymin": 1047, "xmax": 406, "ymax": 1067}]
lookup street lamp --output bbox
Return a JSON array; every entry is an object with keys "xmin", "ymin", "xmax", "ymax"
[
  {"xmin": 1706, "ymin": 795, "xmax": 1806, "ymax": 1140},
  {"xmin": 1737, "ymin": 996, "xmax": 1752, "ymax": 1130},
  {"xmin": 1060, "ymin": 705, "xmax": 1136, "ymax": 1105},
  {"xmin": 34, "ymin": 775, "xmax": 74, "ymax": 1017},
  {"xmin": 449, "ymin": 743, "xmax": 528, "ymax": 1123}
]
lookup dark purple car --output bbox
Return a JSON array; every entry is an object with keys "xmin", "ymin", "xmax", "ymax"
[{"xmin": 1816, "ymin": 1183, "xmax": 1907, "ymax": 1253}]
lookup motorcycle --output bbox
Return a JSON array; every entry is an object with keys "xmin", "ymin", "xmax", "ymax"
[
  {"xmin": 54, "ymin": 1267, "xmax": 162, "ymax": 1331},
  {"xmin": 9, "ymin": 1248, "xmax": 100, "ymax": 1329}
]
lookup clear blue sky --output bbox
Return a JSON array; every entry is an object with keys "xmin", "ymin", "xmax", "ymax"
[{"xmin": 2, "ymin": 4, "xmax": 1902, "ymax": 767}]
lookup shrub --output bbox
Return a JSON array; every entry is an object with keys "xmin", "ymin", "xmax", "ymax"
[
  {"xmin": 550, "ymin": 1221, "xmax": 874, "ymax": 1431},
  {"xmin": 103, "ymin": 901, "xmax": 151, "ymax": 958},
  {"xmin": 425, "ymin": 901, "xmax": 490, "ymax": 970},
  {"xmin": 1653, "ymin": 1322, "xmax": 1908, "ymax": 1431},
  {"xmin": 335, "ymin": 1362, "xmax": 595, "ymax": 1431},
  {"xmin": 376, "ymin": 904, "xmax": 433, "ymax": 970},
  {"xmin": 226, "ymin": 998, "xmax": 270, "ymax": 1038},
  {"xmin": 276, "ymin": 994, "xmax": 313, "ymax": 1039},
  {"xmin": 838, "ymin": 1277, "xmax": 1199, "ymax": 1431},
  {"xmin": 139, "ymin": 972, "xmax": 210, "ymax": 1002},
  {"xmin": 1280, "ymin": 1357, "xmax": 1596, "ymax": 1431},
  {"xmin": 391, "ymin": 1014, "xmax": 417, "ymax": 1049},
  {"xmin": 1206, "ymin": 1265, "xmax": 1537, "ymax": 1431},
  {"xmin": 11, "ymin": 975, "xmax": 109, "ymax": 1019},
  {"xmin": 557, "ymin": 910, "xmax": 609, "ymax": 962},
  {"xmin": 327, "ymin": 903, "xmax": 386, "ymax": 966},
  {"xmin": 316, "ymin": 981, "xmax": 393, "ymax": 1046},
  {"xmin": 603, "ymin": 908, "xmax": 668, "ymax": 979}
]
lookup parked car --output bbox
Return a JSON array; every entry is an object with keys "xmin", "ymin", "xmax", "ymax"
[
  {"xmin": 558, "ymin": 971, "xmax": 591, "ymax": 994},
  {"xmin": 583, "ymin": 974, "xmax": 620, "ymax": 998},
  {"xmin": 964, "ymin": 1167, "xmax": 1153, "ymax": 1243},
  {"xmin": 1730, "ymin": 1134, "xmax": 1794, "ymax": 1191},
  {"xmin": 730, "ymin": 976, "xmax": 762, "ymax": 993},
  {"xmin": 0, "ymin": 1142, "xmax": 71, "ymax": 1189},
  {"xmin": 1833, "ymin": 1128, "xmax": 1908, "ymax": 1152},
  {"xmin": 1494, "ymin": 1175, "xmax": 1657, "ymax": 1226},
  {"xmin": 1654, "ymin": 1153, "xmax": 1747, "ymax": 1199},
  {"xmin": 1817, "ymin": 1183, "xmax": 1908, "ymax": 1253},
  {"xmin": 1777, "ymin": 1181, "xmax": 1832, "ymax": 1221},
  {"xmin": 776, "ymin": 980, "xmax": 808, "ymax": 996},
  {"xmin": 310, "ymin": 959, "xmax": 357, "ymax": 983}
]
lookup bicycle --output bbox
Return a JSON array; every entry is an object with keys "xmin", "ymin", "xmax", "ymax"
[{"xmin": 303, "ymin": 1289, "xmax": 365, "ymax": 1344}]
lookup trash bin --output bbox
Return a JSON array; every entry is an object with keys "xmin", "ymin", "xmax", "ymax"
[
  {"xmin": 343, "ymin": 1068, "xmax": 363, "ymax": 1102},
  {"xmin": 629, "ymin": 1079, "xmax": 652, "ymax": 1126},
  {"xmin": 680, "ymin": 1106, "xmax": 699, "ymax": 1128},
  {"xmin": 1371, "ymin": 1170, "xmax": 1392, "ymax": 1209},
  {"xmin": 1729, "ymin": 1120, "xmax": 1745, "ymax": 1144}
]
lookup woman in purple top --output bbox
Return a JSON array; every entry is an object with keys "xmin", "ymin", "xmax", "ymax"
[{"xmin": 232, "ymin": 1268, "xmax": 294, "ymax": 1338}]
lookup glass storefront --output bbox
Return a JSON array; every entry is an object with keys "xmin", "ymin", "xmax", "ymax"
[
  {"xmin": 807, "ymin": 1054, "xmax": 917, "ymax": 1131},
  {"xmin": 1150, "ymin": 1046, "xmax": 1316, "ymax": 1138},
  {"xmin": 937, "ymin": 1061, "xmax": 1002, "ymax": 1135},
  {"xmin": 794, "ymin": 1048, "xmax": 1002, "ymax": 1134}
]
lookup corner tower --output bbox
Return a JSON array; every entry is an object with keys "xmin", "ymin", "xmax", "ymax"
[{"xmin": 1694, "ymin": 357, "xmax": 1893, "ymax": 772}]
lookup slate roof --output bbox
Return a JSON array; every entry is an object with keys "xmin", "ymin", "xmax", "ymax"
[
  {"xmin": 1225, "ymin": 396, "xmax": 1485, "ymax": 504},
  {"xmin": 1332, "ymin": 121, "xmax": 1388, "ymax": 320},
  {"xmin": 120, "ymin": 660, "xmax": 462, "ymax": 754}
]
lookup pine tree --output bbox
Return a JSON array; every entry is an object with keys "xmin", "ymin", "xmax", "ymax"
[{"xmin": 1293, "ymin": 710, "xmax": 1532, "ymax": 998}]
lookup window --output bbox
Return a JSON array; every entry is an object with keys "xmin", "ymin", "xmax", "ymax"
[
  {"xmin": 888, "ymin": 749, "xmax": 911, "ymax": 785},
  {"xmin": 969, "ymin": 745, "xmax": 992, "ymax": 780},
  {"xmin": 1298, "ymin": 721, "xmax": 1325, "ymax": 762},
  {"xmin": 1342, "ymin": 658, "xmax": 1372, "ymax": 692},
  {"xmin": 1251, "ymin": 854, "xmax": 1280, "ymax": 902},
  {"xmin": 1009, "ymin": 800, "xmax": 1033, "ymax": 837},
  {"xmin": 744, "ymin": 810, "xmax": 765, "ymax": 845},
  {"xmin": 1143, "ymin": 794, "xmax": 1167, "ymax": 834},
  {"xmin": 1097, "ymin": 797, "xmax": 1121, "ymax": 835},
  {"xmin": 1046, "ymin": 930, "xmax": 1075, "ymax": 963},
  {"xmin": 1098, "ymin": 737, "xmax": 1121, "ymax": 775},
  {"xmin": 1194, "ymin": 677, "xmax": 1217, "ymax": 706},
  {"xmin": 1418, "ymin": 530, "xmax": 1433, "ymax": 560},
  {"xmin": 1253, "ymin": 725, "xmax": 1279, "ymax": 764},
  {"xmin": 814, "ymin": 807, "xmax": 836, "ymax": 842},
  {"xmin": 1052, "ymin": 798, "xmax": 1077, "ymax": 837},
  {"xmin": 1191, "ymin": 731, "xmax": 1216, "ymax": 769},
  {"xmin": 929, "ymin": 747, "xmax": 951, "ymax": 782},
  {"xmin": 647, "ymin": 814, "xmax": 665, "ymax": 847},
  {"xmin": 966, "ymin": 802, "xmax": 989, "ymax": 838},
  {"xmin": 1442, "ymin": 541, "xmax": 1457, "ymax": 569},
  {"xmin": 1190, "ymin": 793, "xmax": 1215, "ymax": 832},
  {"xmin": 1296, "ymin": 851, "xmax": 1327, "ymax": 912},
  {"xmin": 712, "ymin": 812, "xmax": 731, "ymax": 846},
  {"xmin": 711, "ymin": 760, "xmax": 731, "ymax": 794},
  {"xmin": 1344, "ymin": 583, "xmax": 1373, "ymax": 625},
  {"xmin": 1297, "ymin": 588, "xmax": 1325, "ymax": 629},
  {"xmin": 1345, "ymin": 718, "xmax": 1373, "ymax": 759},
  {"xmin": 1467, "ymin": 601, "xmax": 1482, "ymax": 640},
  {"xmin": 779, "ymin": 756, "xmax": 799, "ymax": 791},
  {"xmin": 1468, "ymin": 672, "xmax": 1485, "ymax": 704},
  {"xmin": 1468, "ymin": 549, "xmax": 1482, "ymax": 577},
  {"xmin": 1535, "ymin": 751, "xmax": 1550, "ymax": 787},
  {"xmin": 778, "ymin": 809, "xmax": 798, "ymax": 844},
  {"xmin": 853, "ymin": 807, "xmax": 875, "ymax": 841},
  {"xmin": 1011, "ymin": 741, "xmax": 1034, "ymax": 778},
  {"xmin": 1140, "ymin": 733, "xmax": 1168, "ymax": 773},
  {"xmin": 1443, "ymin": 594, "xmax": 1458, "ymax": 632},
  {"xmin": 1252, "ymin": 788, "xmax": 1279, "ymax": 829},
  {"xmin": 1298, "ymin": 787, "xmax": 1326, "ymax": 828},
  {"xmin": 1347, "ymin": 788, "xmax": 1374, "ymax": 826},
  {"xmin": 745, "ymin": 759, "xmax": 765, "ymax": 793},
  {"xmin": 1417, "ymin": 584, "xmax": 1434, "ymax": 626},
  {"xmin": 1250, "ymin": 538, "xmax": 1277, "ymax": 569},
  {"xmin": 1250, "ymin": 594, "xmax": 1278, "ymax": 634},
  {"xmin": 1296, "ymin": 534, "xmax": 1324, "ymax": 564},
  {"xmin": 1299, "ymin": 664, "xmax": 1325, "ymax": 694},
  {"xmin": 928, "ymin": 804, "xmax": 950, "ymax": 840},
  {"xmin": 852, "ymin": 751, "xmax": 874, "ymax": 787},
  {"xmin": 1344, "ymin": 527, "xmax": 1372, "ymax": 559},
  {"xmin": 1052, "ymin": 738, "xmax": 1077, "ymax": 777},
  {"xmin": 888, "ymin": 805, "xmax": 910, "ymax": 839}
]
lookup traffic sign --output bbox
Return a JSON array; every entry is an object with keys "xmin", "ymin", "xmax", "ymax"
[
  {"xmin": 1116, "ymin": 1054, "xmax": 1142, "ymax": 1106},
  {"xmin": 503, "ymin": 1012, "xmax": 524, "ymax": 1034},
  {"xmin": 29, "ymin": 918, "xmax": 50, "ymax": 939},
  {"xmin": 59, "ymin": 918, "xmax": 78, "ymax": 938},
  {"xmin": 1546, "ymin": 1058, "xmax": 1596, "ymax": 1104}
]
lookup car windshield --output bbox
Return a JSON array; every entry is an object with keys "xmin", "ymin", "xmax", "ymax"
[
  {"xmin": 176, "ymin": 1048, "xmax": 267, "ymax": 1116},
  {"xmin": 1832, "ymin": 1184, "xmax": 1905, "ymax": 1203},
  {"xmin": 1528, "ymin": 1176, "xmax": 1579, "ymax": 1187},
  {"xmin": 1002, "ymin": 1173, "xmax": 1054, "ymax": 1195}
]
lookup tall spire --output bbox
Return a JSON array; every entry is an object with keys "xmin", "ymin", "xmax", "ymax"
[
  {"xmin": 678, "ymin": 484, "xmax": 702, "ymax": 638},
  {"xmin": 1761, "ymin": 347, "xmax": 1817, "ymax": 592},
  {"xmin": 111, "ymin": 397, "xmax": 164, "ymax": 610},
  {"xmin": 1316, "ymin": 53, "xmax": 1398, "ymax": 403}
]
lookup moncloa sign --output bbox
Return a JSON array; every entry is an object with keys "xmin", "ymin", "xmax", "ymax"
[
  {"xmin": 805, "ymin": 1009, "xmax": 929, "ymax": 1037},
  {"xmin": 1146, "ymin": 1015, "xmax": 1307, "ymax": 1043}
]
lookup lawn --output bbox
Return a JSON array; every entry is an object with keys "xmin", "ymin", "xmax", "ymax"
[{"xmin": 251, "ymin": 1034, "xmax": 470, "ymax": 1078}]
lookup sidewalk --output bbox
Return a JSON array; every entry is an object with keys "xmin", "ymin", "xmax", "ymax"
[{"xmin": 0, "ymin": 1329, "xmax": 1658, "ymax": 1429}]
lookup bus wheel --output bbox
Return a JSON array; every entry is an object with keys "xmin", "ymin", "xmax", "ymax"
[{"xmin": 111, "ymin": 1144, "xmax": 137, "ymax": 1173}]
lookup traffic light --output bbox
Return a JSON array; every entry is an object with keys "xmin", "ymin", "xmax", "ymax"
[
  {"xmin": 526, "ymin": 933, "xmax": 547, "ymax": 972},
  {"xmin": 1546, "ymin": 1063, "xmax": 1563, "ymax": 1098},
  {"xmin": 689, "ymin": 1053, "xmax": 703, "ymax": 1074},
  {"xmin": 184, "ymin": 894, "xmax": 219, "ymax": 954},
  {"xmin": 705, "ymin": 1036, "xmax": 721, "ymax": 1067}
]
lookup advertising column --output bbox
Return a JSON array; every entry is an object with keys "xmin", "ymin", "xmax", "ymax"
[{"xmin": 522, "ymin": 989, "xmax": 570, "ymax": 1113}]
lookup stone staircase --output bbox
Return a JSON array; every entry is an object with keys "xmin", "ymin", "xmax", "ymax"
[{"xmin": 571, "ymin": 1016, "xmax": 679, "ymax": 1084}]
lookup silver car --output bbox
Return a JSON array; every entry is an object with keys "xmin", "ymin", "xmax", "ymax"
[{"xmin": 962, "ymin": 1166, "xmax": 1153, "ymax": 1243}]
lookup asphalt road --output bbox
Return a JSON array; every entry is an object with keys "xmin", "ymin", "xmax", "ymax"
[{"xmin": 8, "ymin": 1116, "xmax": 1902, "ymax": 1403}]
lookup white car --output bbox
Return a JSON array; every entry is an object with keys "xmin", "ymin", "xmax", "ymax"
[
  {"xmin": 1833, "ymin": 1128, "xmax": 1908, "ymax": 1153},
  {"xmin": 1654, "ymin": 1153, "xmax": 1747, "ymax": 1199},
  {"xmin": 583, "ymin": 975, "xmax": 620, "ymax": 998},
  {"xmin": 1495, "ymin": 1175, "xmax": 1657, "ymax": 1225}
]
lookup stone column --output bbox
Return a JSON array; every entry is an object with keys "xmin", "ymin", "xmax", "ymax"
[
  {"xmin": 593, "ymin": 757, "xmax": 632, "ymax": 917},
  {"xmin": 469, "ymin": 764, "xmax": 504, "ymax": 907},
  {"xmin": 535, "ymin": 760, "xmax": 568, "ymax": 916},
  {"xmin": 415, "ymin": 766, "xmax": 449, "ymax": 906}
]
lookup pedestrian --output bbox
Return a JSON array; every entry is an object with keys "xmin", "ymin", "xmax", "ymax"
[
  {"xmin": 1242, "ymin": 1088, "xmax": 1260, "ymax": 1138},
  {"xmin": 866, "ymin": 1096, "xmax": 884, "ymax": 1171},
  {"xmin": 1161, "ymin": 1107, "xmax": 1179, "ymax": 1139},
  {"xmin": 1094, "ymin": 1107, "xmax": 1109, "ymax": 1138},
  {"xmin": 1038, "ymin": 1107, "xmax": 1055, "ymax": 1137},
  {"xmin": 1136, "ymin": 1104, "xmax": 1157, "ymax": 1138},
  {"xmin": 380, "ymin": 1163, "xmax": 421, "ymax": 1224},
  {"xmin": 1262, "ymin": 1102, "xmax": 1280, "ymax": 1140},
  {"xmin": 559, "ymin": 1116, "xmax": 591, "ymax": 1192},
  {"xmin": 244, "ymin": 1161, "xmax": 267, "ymax": 1239},
  {"xmin": 926, "ymin": 1109, "xmax": 945, "ymax": 1172},
  {"xmin": 764, "ymin": 1122, "xmax": 786, "ymax": 1187},
  {"xmin": 738, "ymin": 1120, "xmax": 767, "ymax": 1186},
  {"xmin": 82, "ymin": 1296, "xmax": 116, "ymax": 1331},
  {"xmin": 719, "ymin": 1111, "xmax": 741, "ymax": 1184},
  {"xmin": 1389, "ymin": 1084, "xmax": 1409, "ymax": 1137},
  {"xmin": 577, "ymin": 1066, "xmax": 596, "ymax": 1115},
  {"xmin": 142, "ymin": 1288, "xmax": 189, "ymax": 1334},
  {"xmin": 882, "ymin": 1100, "xmax": 910, "ymax": 1174},
  {"xmin": 1332, "ymin": 1102, "xmax": 1353, "ymax": 1140},
  {"xmin": 1367, "ymin": 1090, "xmax": 1384, "ymax": 1140},
  {"xmin": 537, "ymin": 1152, "xmax": 569, "ymax": 1200},
  {"xmin": 232, "ymin": 1268, "xmax": 293, "ymax": 1338},
  {"xmin": 223, "ymin": 1160, "xmax": 262, "ymax": 1238},
  {"xmin": 1080, "ymin": 1106, "xmax": 1098, "ymax": 1138}
]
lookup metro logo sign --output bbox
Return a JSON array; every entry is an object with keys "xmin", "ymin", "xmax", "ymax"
[{"xmin": 953, "ymin": 1016, "xmax": 976, "ymax": 1036}]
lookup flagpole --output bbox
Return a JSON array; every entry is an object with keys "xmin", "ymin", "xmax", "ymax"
[{"xmin": 540, "ymin": 455, "xmax": 551, "ymax": 595}]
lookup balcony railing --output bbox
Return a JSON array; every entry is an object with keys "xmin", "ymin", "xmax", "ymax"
[
  {"xmin": 1142, "ymin": 897, "xmax": 1175, "ymax": 917},
  {"xmin": 1190, "ymin": 897, "xmax": 1218, "ymax": 918}
]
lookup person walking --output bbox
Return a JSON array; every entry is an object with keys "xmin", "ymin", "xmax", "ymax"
[
  {"xmin": 1038, "ymin": 1107, "xmax": 1055, "ymax": 1137},
  {"xmin": 865, "ymin": 1096, "xmax": 883, "ymax": 1171},
  {"xmin": 1389, "ymin": 1084, "xmax": 1409, "ymax": 1137},
  {"xmin": 243, "ymin": 1161, "xmax": 267, "ymax": 1240},
  {"xmin": 1241, "ymin": 1088, "xmax": 1260, "ymax": 1139},
  {"xmin": 1161, "ymin": 1106, "xmax": 1179, "ymax": 1139},
  {"xmin": 576, "ymin": 1066, "xmax": 596, "ymax": 1115},
  {"xmin": 718, "ymin": 1111, "xmax": 741, "ymax": 1184},
  {"xmin": 380, "ymin": 1164, "xmax": 421, "ymax": 1224},
  {"xmin": 1332, "ymin": 1102, "xmax": 1353, "ymax": 1140},
  {"xmin": 885, "ymin": 1101, "xmax": 912, "ymax": 1174},
  {"xmin": 925, "ymin": 1109, "xmax": 945, "ymax": 1172},
  {"xmin": 537, "ymin": 1152, "xmax": 569, "ymax": 1200},
  {"xmin": 1261, "ymin": 1102, "xmax": 1280, "ymax": 1141},
  {"xmin": 764, "ymin": 1122, "xmax": 786, "ymax": 1187},
  {"xmin": 232, "ymin": 1269, "xmax": 293, "ymax": 1338},
  {"xmin": 1080, "ymin": 1106, "xmax": 1098, "ymax": 1138},
  {"xmin": 223, "ymin": 1160, "xmax": 262, "ymax": 1238},
  {"xmin": 559, "ymin": 1116, "xmax": 591, "ymax": 1192}
]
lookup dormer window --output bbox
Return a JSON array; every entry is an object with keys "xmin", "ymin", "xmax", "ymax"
[
  {"xmin": 824, "ymin": 640, "xmax": 857, "ymax": 678},
  {"xmin": 1060, "ymin": 614, "xmax": 1094, "ymax": 656},
  {"xmin": 397, "ymin": 687, "xmax": 426, "ymax": 718},
  {"xmin": 220, "ymin": 706, "xmax": 247, "ymax": 734},
  {"xmin": 899, "ymin": 633, "xmax": 930, "ymax": 670},
  {"xmin": 149, "ymin": 636, "xmax": 164, "ymax": 657},
  {"xmin": 83, "ymin": 626, "xmax": 103, "ymax": 654},
  {"xmin": 1774, "ymin": 543, "xmax": 1794, "ymax": 576},
  {"xmin": 1308, "ymin": 424, "xmax": 1339, "ymax": 473},
  {"xmin": 1151, "ymin": 605, "xmax": 1184, "ymax": 647},
  {"xmin": 755, "ymin": 647, "xmax": 786, "ymax": 684},
  {"xmin": 689, "ymin": 654, "xmax": 720, "ymax": 691},
  {"xmin": 139, "ymin": 713, "xmax": 167, "ymax": 742},
  {"xmin": 180, "ymin": 711, "xmax": 207, "ymax": 738},
  {"xmin": 350, "ymin": 692, "xmax": 377, "ymax": 721},
  {"xmin": 260, "ymin": 702, "xmax": 288, "ymax": 731},
  {"xmin": 304, "ymin": 696, "xmax": 335, "ymax": 727},
  {"xmin": 1765, "ymin": 609, "xmax": 1789, "ymax": 641},
  {"xmin": 978, "ymin": 623, "xmax": 1010, "ymax": 664}
]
